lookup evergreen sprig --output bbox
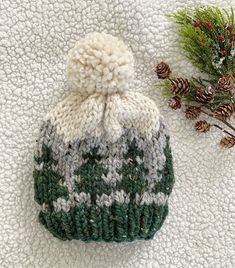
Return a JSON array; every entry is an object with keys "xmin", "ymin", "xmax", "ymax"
[
  {"xmin": 168, "ymin": 6, "xmax": 235, "ymax": 80},
  {"xmin": 154, "ymin": 6, "xmax": 235, "ymax": 148}
]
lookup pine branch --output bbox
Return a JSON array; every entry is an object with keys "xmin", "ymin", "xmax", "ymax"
[
  {"xmin": 154, "ymin": 7, "xmax": 235, "ymax": 148},
  {"xmin": 169, "ymin": 6, "xmax": 235, "ymax": 78}
]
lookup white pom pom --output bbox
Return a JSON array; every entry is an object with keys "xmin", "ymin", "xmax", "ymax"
[{"xmin": 66, "ymin": 32, "xmax": 134, "ymax": 95}]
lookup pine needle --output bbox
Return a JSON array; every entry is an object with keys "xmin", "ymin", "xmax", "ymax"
[{"xmin": 168, "ymin": 6, "xmax": 235, "ymax": 79}]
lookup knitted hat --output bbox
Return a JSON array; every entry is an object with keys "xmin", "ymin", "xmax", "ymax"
[{"xmin": 33, "ymin": 32, "xmax": 175, "ymax": 242}]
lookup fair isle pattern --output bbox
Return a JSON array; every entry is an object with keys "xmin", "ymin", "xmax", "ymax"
[{"xmin": 34, "ymin": 120, "xmax": 174, "ymax": 242}]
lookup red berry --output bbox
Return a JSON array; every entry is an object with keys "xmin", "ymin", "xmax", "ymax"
[
  {"xmin": 229, "ymin": 42, "xmax": 233, "ymax": 48},
  {"xmin": 205, "ymin": 21, "xmax": 212, "ymax": 30},
  {"xmin": 194, "ymin": 21, "xmax": 201, "ymax": 27},
  {"xmin": 219, "ymin": 50, "xmax": 228, "ymax": 57},
  {"xmin": 226, "ymin": 25, "xmax": 233, "ymax": 31},
  {"xmin": 224, "ymin": 75, "xmax": 231, "ymax": 80},
  {"xmin": 218, "ymin": 36, "xmax": 225, "ymax": 42}
]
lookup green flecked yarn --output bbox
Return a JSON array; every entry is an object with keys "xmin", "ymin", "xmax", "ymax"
[
  {"xmin": 39, "ymin": 204, "xmax": 168, "ymax": 242},
  {"xmin": 34, "ymin": 126, "xmax": 174, "ymax": 242}
]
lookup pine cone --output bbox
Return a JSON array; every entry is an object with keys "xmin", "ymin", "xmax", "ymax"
[
  {"xmin": 168, "ymin": 96, "xmax": 181, "ymax": 110},
  {"xmin": 195, "ymin": 120, "xmax": 211, "ymax": 133},
  {"xmin": 218, "ymin": 75, "xmax": 233, "ymax": 92},
  {"xmin": 195, "ymin": 86, "xmax": 215, "ymax": 103},
  {"xmin": 171, "ymin": 78, "xmax": 190, "ymax": 95},
  {"xmin": 214, "ymin": 103, "xmax": 234, "ymax": 121},
  {"xmin": 155, "ymin": 62, "xmax": 171, "ymax": 79},
  {"xmin": 185, "ymin": 106, "xmax": 201, "ymax": 120},
  {"xmin": 220, "ymin": 136, "xmax": 235, "ymax": 148}
]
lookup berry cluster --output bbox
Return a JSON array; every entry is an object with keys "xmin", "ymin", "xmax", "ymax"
[{"xmin": 193, "ymin": 20, "xmax": 235, "ymax": 65}]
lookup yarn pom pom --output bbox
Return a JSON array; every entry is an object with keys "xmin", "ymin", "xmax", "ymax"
[{"xmin": 66, "ymin": 32, "xmax": 134, "ymax": 95}]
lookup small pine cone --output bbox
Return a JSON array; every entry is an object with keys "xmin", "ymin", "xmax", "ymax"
[
  {"xmin": 195, "ymin": 86, "xmax": 215, "ymax": 103},
  {"xmin": 218, "ymin": 75, "xmax": 233, "ymax": 92},
  {"xmin": 195, "ymin": 120, "xmax": 211, "ymax": 133},
  {"xmin": 220, "ymin": 136, "xmax": 235, "ymax": 148},
  {"xmin": 185, "ymin": 106, "xmax": 201, "ymax": 120},
  {"xmin": 171, "ymin": 78, "xmax": 190, "ymax": 95},
  {"xmin": 214, "ymin": 103, "xmax": 234, "ymax": 121},
  {"xmin": 155, "ymin": 62, "xmax": 171, "ymax": 79},
  {"xmin": 168, "ymin": 96, "xmax": 181, "ymax": 110}
]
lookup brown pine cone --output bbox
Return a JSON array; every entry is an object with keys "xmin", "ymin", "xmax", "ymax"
[
  {"xmin": 171, "ymin": 78, "xmax": 190, "ymax": 95},
  {"xmin": 168, "ymin": 96, "xmax": 181, "ymax": 110},
  {"xmin": 155, "ymin": 62, "xmax": 171, "ymax": 79},
  {"xmin": 218, "ymin": 75, "xmax": 233, "ymax": 92},
  {"xmin": 195, "ymin": 120, "xmax": 211, "ymax": 133},
  {"xmin": 185, "ymin": 106, "xmax": 201, "ymax": 120},
  {"xmin": 220, "ymin": 136, "xmax": 235, "ymax": 148},
  {"xmin": 214, "ymin": 103, "xmax": 234, "ymax": 121},
  {"xmin": 195, "ymin": 86, "xmax": 215, "ymax": 103}
]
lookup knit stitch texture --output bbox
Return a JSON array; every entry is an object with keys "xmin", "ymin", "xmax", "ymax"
[{"xmin": 33, "ymin": 33, "xmax": 175, "ymax": 242}]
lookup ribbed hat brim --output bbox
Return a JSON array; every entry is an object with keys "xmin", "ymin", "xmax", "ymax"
[{"xmin": 39, "ymin": 202, "xmax": 168, "ymax": 242}]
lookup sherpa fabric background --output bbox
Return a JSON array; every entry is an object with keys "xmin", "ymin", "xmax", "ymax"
[{"xmin": 1, "ymin": 0, "xmax": 235, "ymax": 267}]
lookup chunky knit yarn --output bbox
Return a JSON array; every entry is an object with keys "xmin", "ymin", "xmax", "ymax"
[{"xmin": 33, "ymin": 32, "xmax": 175, "ymax": 242}]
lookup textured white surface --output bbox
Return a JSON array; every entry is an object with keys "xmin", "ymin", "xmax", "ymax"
[{"xmin": 0, "ymin": 0, "xmax": 235, "ymax": 267}]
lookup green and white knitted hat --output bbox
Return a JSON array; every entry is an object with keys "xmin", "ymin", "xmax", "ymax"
[{"xmin": 33, "ymin": 32, "xmax": 175, "ymax": 242}]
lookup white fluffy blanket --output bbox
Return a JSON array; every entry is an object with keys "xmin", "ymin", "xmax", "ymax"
[{"xmin": 1, "ymin": 0, "xmax": 234, "ymax": 267}]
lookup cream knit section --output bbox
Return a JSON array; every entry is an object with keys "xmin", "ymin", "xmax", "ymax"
[{"xmin": 46, "ymin": 91, "xmax": 160, "ymax": 143}]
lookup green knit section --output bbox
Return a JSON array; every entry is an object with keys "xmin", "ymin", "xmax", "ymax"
[
  {"xmin": 74, "ymin": 147, "xmax": 112, "ymax": 202},
  {"xmin": 153, "ymin": 137, "xmax": 175, "ymax": 195},
  {"xmin": 115, "ymin": 138, "xmax": 149, "ymax": 199},
  {"xmin": 34, "ymin": 144, "xmax": 69, "ymax": 206},
  {"xmin": 38, "ymin": 203, "xmax": 168, "ymax": 242}
]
